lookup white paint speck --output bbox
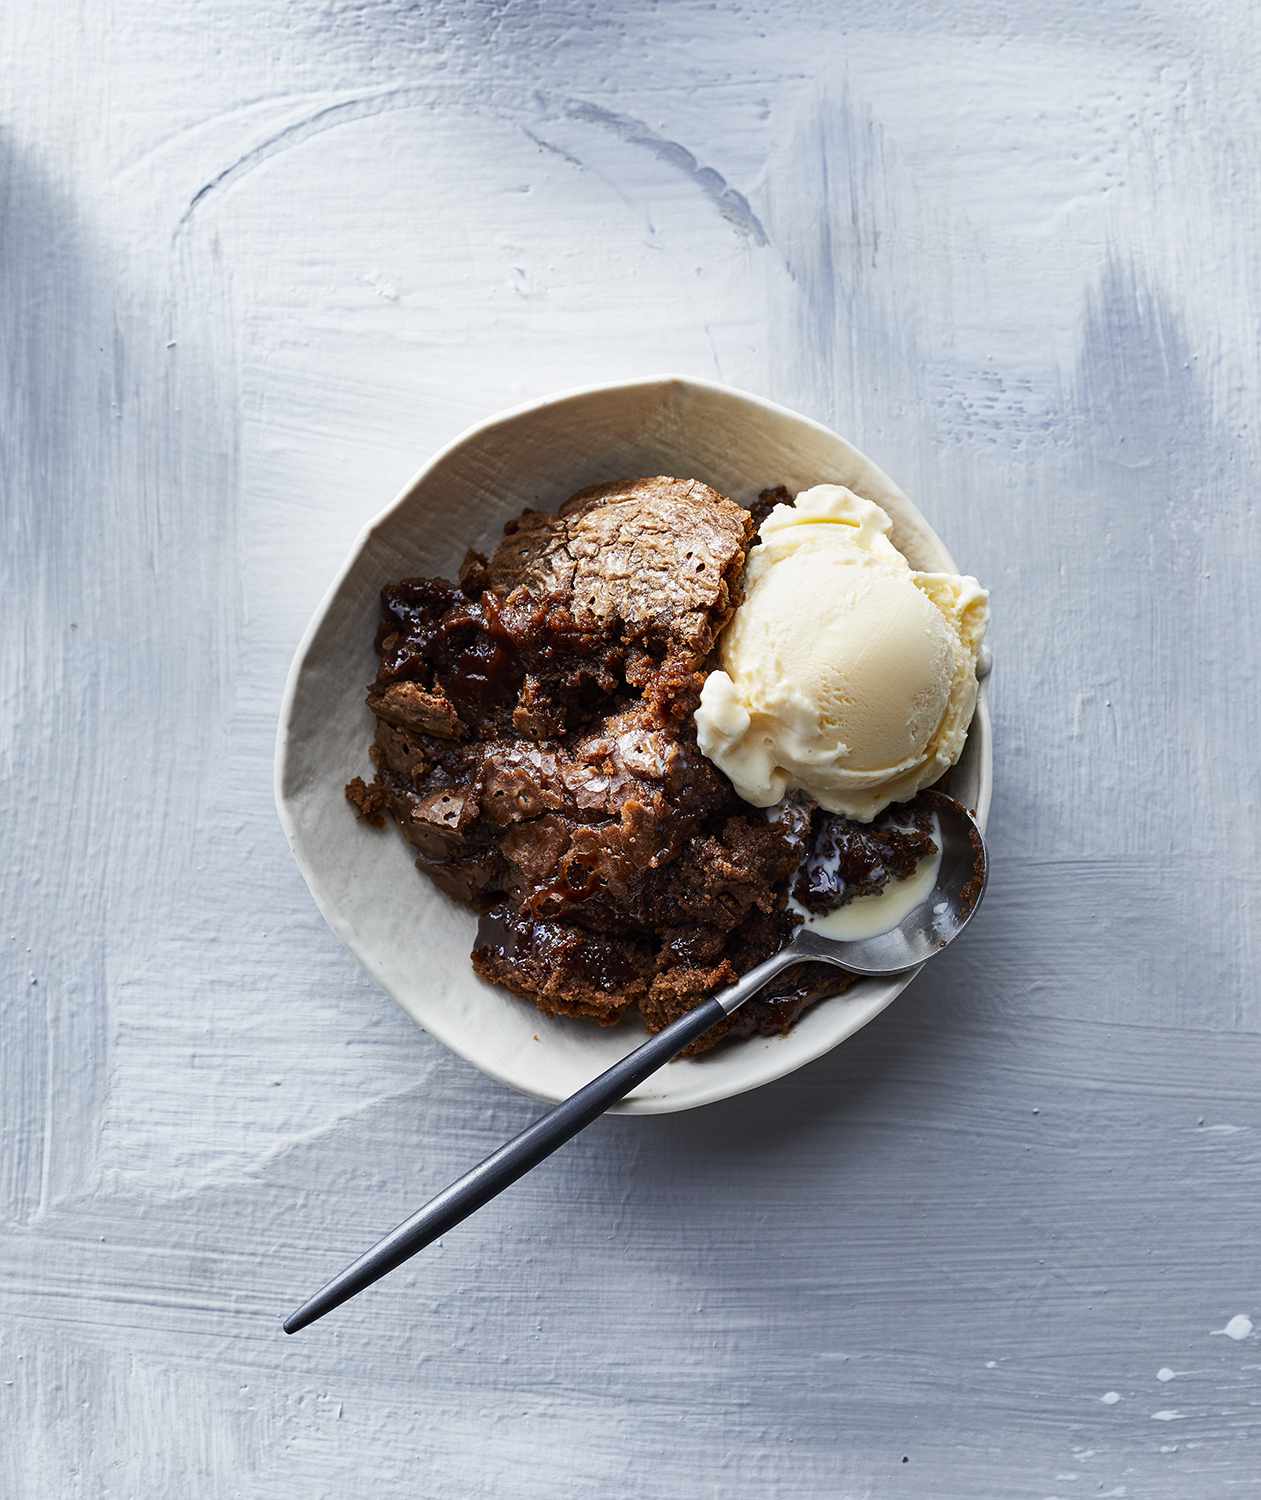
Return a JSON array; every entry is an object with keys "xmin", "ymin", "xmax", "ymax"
[
  {"xmin": 362, "ymin": 269, "xmax": 401, "ymax": 302},
  {"xmin": 1151, "ymin": 1410, "xmax": 1184, "ymax": 1421},
  {"xmin": 1156, "ymin": 1367, "xmax": 1176, "ymax": 1382},
  {"xmin": 1100, "ymin": 1391, "xmax": 1121, "ymax": 1405},
  {"xmin": 1212, "ymin": 1314, "xmax": 1253, "ymax": 1340}
]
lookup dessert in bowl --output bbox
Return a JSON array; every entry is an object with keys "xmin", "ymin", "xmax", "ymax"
[{"xmin": 275, "ymin": 377, "xmax": 991, "ymax": 1112}]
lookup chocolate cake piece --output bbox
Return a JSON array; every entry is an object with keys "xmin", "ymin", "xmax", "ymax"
[{"xmin": 347, "ymin": 475, "xmax": 873, "ymax": 1052}]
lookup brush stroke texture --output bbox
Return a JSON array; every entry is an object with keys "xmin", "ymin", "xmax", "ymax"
[{"xmin": 3, "ymin": 1, "xmax": 1261, "ymax": 1497}]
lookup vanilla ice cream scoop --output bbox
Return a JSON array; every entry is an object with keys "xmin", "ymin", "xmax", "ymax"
[{"xmin": 695, "ymin": 484, "xmax": 988, "ymax": 820}]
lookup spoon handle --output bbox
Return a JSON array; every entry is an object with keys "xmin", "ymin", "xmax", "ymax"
[{"xmin": 284, "ymin": 947, "xmax": 804, "ymax": 1333}]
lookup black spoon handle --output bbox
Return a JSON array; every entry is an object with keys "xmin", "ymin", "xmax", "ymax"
[
  {"xmin": 284, "ymin": 994, "xmax": 727, "ymax": 1333},
  {"xmin": 283, "ymin": 942, "xmax": 814, "ymax": 1334}
]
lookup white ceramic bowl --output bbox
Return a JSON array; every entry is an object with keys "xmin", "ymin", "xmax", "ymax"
[{"xmin": 276, "ymin": 377, "xmax": 991, "ymax": 1114}]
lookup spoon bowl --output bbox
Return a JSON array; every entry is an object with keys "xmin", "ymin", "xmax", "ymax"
[
  {"xmin": 786, "ymin": 790, "xmax": 988, "ymax": 978},
  {"xmin": 709, "ymin": 790, "xmax": 987, "ymax": 1019}
]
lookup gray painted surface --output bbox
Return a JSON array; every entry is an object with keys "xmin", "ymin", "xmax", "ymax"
[{"xmin": 3, "ymin": 3, "xmax": 1259, "ymax": 1494}]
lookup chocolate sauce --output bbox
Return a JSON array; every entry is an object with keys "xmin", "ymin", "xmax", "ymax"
[{"xmin": 794, "ymin": 803, "xmax": 937, "ymax": 913}]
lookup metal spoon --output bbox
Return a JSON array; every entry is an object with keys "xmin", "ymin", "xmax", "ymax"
[{"xmin": 283, "ymin": 790, "xmax": 987, "ymax": 1333}]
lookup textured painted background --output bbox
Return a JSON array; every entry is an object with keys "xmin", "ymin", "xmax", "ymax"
[{"xmin": 4, "ymin": 3, "xmax": 1260, "ymax": 1495}]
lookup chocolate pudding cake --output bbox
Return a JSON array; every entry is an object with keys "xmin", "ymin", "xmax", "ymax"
[{"xmin": 346, "ymin": 476, "xmax": 938, "ymax": 1053}]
